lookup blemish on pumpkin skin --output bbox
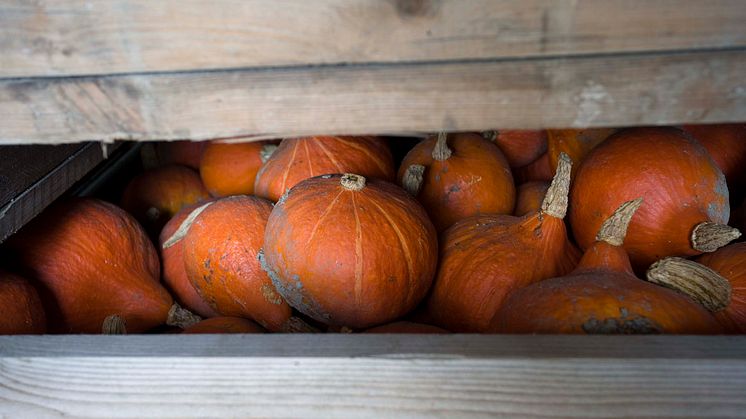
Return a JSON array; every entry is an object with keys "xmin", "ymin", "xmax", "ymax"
[
  {"xmin": 261, "ymin": 284, "xmax": 283, "ymax": 305},
  {"xmin": 582, "ymin": 314, "xmax": 662, "ymax": 334}
]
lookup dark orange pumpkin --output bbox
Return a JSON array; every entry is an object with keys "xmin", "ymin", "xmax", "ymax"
[
  {"xmin": 692, "ymin": 243, "xmax": 746, "ymax": 333},
  {"xmin": 182, "ymin": 317, "xmax": 265, "ymax": 334},
  {"xmin": 200, "ymin": 141, "xmax": 278, "ymax": 197},
  {"xmin": 262, "ymin": 173, "xmax": 438, "ymax": 329},
  {"xmin": 398, "ymin": 133, "xmax": 515, "ymax": 232},
  {"xmin": 546, "ymin": 128, "xmax": 617, "ymax": 178},
  {"xmin": 514, "ymin": 181, "xmax": 550, "ymax": 216},
  {"xmin": 427, "ymin": 154, "xmax": 581, "ymax": 332},
  {"xmin": 683, "ymin": 123, "xmax": 746, "ymax": 186},
  {"xmin": 155, "ymin": 141, "xmax": 207, "ymax": 169},
  {"xmin": 8, "ymin": 198, "xmax": 197, "ymax": 333},
  {"xmin": 486, "ymin": 129, "xmax": 548, "ymax": 168},
  {"xmin": 182, "ymin": 196, "xmax": 294, "ymax": 331},
  {"xmin": 121, "ymin": 165, "xmax": 210, "ymax": 236},
  {"xmin": 254, "ymin": 136, "xmax": 395, "ymax": 202},
  {"xmin": 569, "ymin": 127, "xmax": 739, "ymax": 271},
  {"xmin": 498, "ymin": 199, "xmax": 723, "ymax": 334},
  {"xmin": 364, "ymin": 321, "xmax": 448, "ymax": 334},
  {"xmin": 514, "ymin": 152, "xmax": 553, "ymax": 183},
  {"xmin": 0, "ymin": 271, "xmax": 46, "ymax": 334}
]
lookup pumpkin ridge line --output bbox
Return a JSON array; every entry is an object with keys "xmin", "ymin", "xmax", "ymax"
[
  {"xmin": 306, "ymin": 189, "xmax": 345, "ymax": 246},
  {"xmin": 315, "ymin": 138, "xmax": 344, "ymax": 173},
  {"xmin": 280, "ymin": 140, "xmax": 300, "ymax": 194},
  {"xmin": 303, "ymin": 139, "xmax": 315, "ymax": 178},
  {"xmin": 351, "ymin": 192, "xmax": 364, "ymax": 312},
  {"xmin": 332, "ymin": 136, "xmax": 389, "ymax": 175}
]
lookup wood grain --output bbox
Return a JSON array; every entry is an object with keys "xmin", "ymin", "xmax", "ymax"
[
  {"xmin": 2, "ymin": 49, "xmax": 745, "ymax": 144},
  {"xmin": 2, "ymin": 0, "xmax": 745, "ymax": 78},
  {"xmin": 0, "ymin": 336, "xmax": 745, "ymax": 417}
]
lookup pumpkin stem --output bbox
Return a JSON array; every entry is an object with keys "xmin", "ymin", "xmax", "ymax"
[
  {"xmin": 279, "ymin": 316, "xmax": 321, "ymax": 333},
  {"xmin": 540, "ymin": 152, "xmax": 572, "ymax": 219},
  {"xmin": 260, "ymin": 144, "xmax": 278, "ymax": 164},
  {"xmin": 691, "ymin": 222, "xmax": 741, "ymax": 252},
  {"xmin": 481, "ymin": 130, "xmax": 498, "ymax": 142},
  {"xmin": 340, "ymin": 173, "xmax": 366, "ymax": 191},
  {"xmin": 166, "ymin": 302, "xmax": 203, "ymax": 329},
  {"xmin": 402, "ymin": 164, "xmax": 426, "ymax": 196},
  {"xmin": 162, "ymin": 201, "xmax": 215, "ymax": 249},
  {"xmin": 596, "ymin": 198, "xmax": 643, "ymax": 246},
  {"xmin": 431, "ymin": 132, "xmax": 452, "ymax": 161},
  {"xmin": 646, "ymin": 257, "xmax": 732, "ymax": 312},
  {"xmin": 102, "ymin": 315, "xmax": 127, "ymax": 335}
]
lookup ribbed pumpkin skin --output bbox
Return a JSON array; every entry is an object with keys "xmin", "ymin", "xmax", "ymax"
[
  {"xmin": 497, "ymin": 242, "xmax": 722, "ymax": 334},
  {"xmin": 8, "ymin": 198, "xmax": 172, "ymax": 333},
  {"xmin": 492, "ymin": 129, "xmax": 548, "ymax": 168},
  {"xmin": 0, "ymin": 271, "xmax": 46, "ymax": 334},
  {"xmin": 181, "ymin": 317, "xmax": 265, "ymax": 334},
  {"xmin": 364, "ymin": 321, "xmax": 448, "ymax": 334},
  {"xmin": 398, "ymin": 133, "xmax": 515, "ymax": 232},
  {"xmin": 546, "ymin": 128, "xmax": 617, "ymax": 176},
  {"xmin": 696, "ymin": 243, "xmax": 746, "ymax": 333},
  {"xmin": 183, "ymin": 196, "xmax": 292, "ymax": 331},
  {"xmin": 569, "ymin": 127, "xmax": 730, "ymax": 269},
  {"xmin": 254, "ymin": 136, "xmax": 395, "ymax": 202},
  {"xmin": 156, "ymin": 141, "xmax": 206, "ymax": 169},
  {"xmin": 683, "ymin": 123, "xmax": 746, "ymax": 186},
  {"xmin": 427, "ymin": 213, "xmax": 580, "ymax": 332},
  {"xmin": 200, "ymin": 141, "xmax": 273, "ymax": 197},
  {"xmin": 159, "ymin": 203, "xmax": 219, "ymax": 318},
  {"xmin": 121, "ymin": 165, "xmax": 210, "ymax": 236},
  {"xmin": 263, "ymin": 175, "xmax": 438, "ymax": 329},
  {"xmin": 514, "ymin": 181, "xmax": 550, "ymax": 216}
]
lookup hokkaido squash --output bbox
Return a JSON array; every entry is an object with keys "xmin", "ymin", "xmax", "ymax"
[
  {"xmin": 514, "ymin": 152, "xmax": 553, "ymax": 183},
  {"xmin": 427, "ymin": 154, "xmax": 581, "ymax": 332},
  {"xmin": 155, "ymin": 141, "xmax": 207, "ymax": 169},
  {"xmin": 398, "ymin": 132, "xmax": 515, "ymax": 232},
  {"xmin": 569, "ymin": 127, "xmax": 739, "ymax": 270},
  {"xmin": 261, "ymin": 173, "xmax": 438, "ymax": 329},
  {"xmin": 8, "ymin": 198, "xmax": 200, "ymax": 333},
  {"xmin": 182, "ymin": 317, "xmax": 265, "ymax": 334},
  {"xmin": 121, "ymin": 165, "xmax": 210, "ymax": 236},
  {"xmin": 546, "ymin": 128, "xmax": 617, "ymax": 178},
  {"xmin": 498, "ymin": 199, "xmax": 723, "ymax": 334},
  {"xmin": 254, "ymin": 136, "xmax": 395, "ymax": 202},
  {"xmin": 200, "ymin": 141, "xmax": 278, "ymax": 197},
  {"xmin": 682, "ymin": 123, "xmax": 746, "ymax": 187},
  {"xmin": 514, "ymin": 181, "xmax": 550, "ymax": 216},
  {"xmin": 484, "ymin": 129, "xmax": 548, "ymax": 168},
  {"xmin": 0, "ymin": 271, "xmax": 46, "ymax": 334},
  {"xmin": 364, "ymin": 321, "xmax": 449, "ymax": 334}
]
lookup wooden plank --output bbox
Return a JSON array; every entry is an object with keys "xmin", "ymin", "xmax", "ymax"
[
  {"xmin": 0, "ymin": 336, "xmax": 745, "ymax": 417},
  {"xmin": 1, "ymin": 49, "xmax": 744, "ymax": 144},
  {"xmin": 2, "ymin": 0, "xmax": 745, "ymax": 78}
]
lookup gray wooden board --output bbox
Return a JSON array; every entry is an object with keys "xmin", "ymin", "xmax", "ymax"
[{"xmin": 2, "ymin": 49, "xmax": 745, "ymax": 144}]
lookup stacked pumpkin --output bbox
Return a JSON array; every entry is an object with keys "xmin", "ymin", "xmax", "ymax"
[{"xmin": 1, "ymin": 123, "xmax": 745, "ymax": 335}]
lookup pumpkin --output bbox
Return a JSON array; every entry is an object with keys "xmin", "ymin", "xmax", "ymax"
[
  {"xmin": 159, "ymin": 203, "xmax": 219, "ymax": 318},
  {"xmin": 569, "ymin": 127, "xmax": 739, "ymax": 270},
  {"xmin": 484, "ymin": 129, "xmax": 548, "ymax": 168},
  {"xmin": 155, "ymin": 141, "xmax": 207, "ymax": 169},
  {"xmin": 682, "ymin": 123, "xmax": 746, "ymax": 187},
  {"xmin": 261, "ymin": 173, "xmax": 438, "ymax": 329},
  {"xmin": 121, "ymin": 165, "xmax": 210, "ymax": 237},
  {"xmin": 514, "ymin": 152, "xmax": 553, "ymax": 183},
  {"xmin": 364, "ymin": 321, "xmax": 449, "ymax": 334},
  {"xmin": 427, "ymin": 153, "xmax": 581, "ymax": 332},
  {"xmin": 398, "ymin": 132, "xmax": 515, "ymax": 232},
  {"xmin": 7, "ymin": 198, "xmax": 200, "ymax": 333},
  {"xmin": 182, "ymin": 317, "xmax": 265, "ymax": 334},
  {"xmin": 546, "ymin": 128, "xmax": 617, "ymax": 178},
  {"xmin": 498, "ymin": 199, "xmax": 723, "ymax": 334},
  {"xmin": 254, "ymin": 136, "xmax": 395, "ymax": 202},
  {"xmin": 200, "ymin": 141, "xmax": 278, "ymax": 197},
  {"xmin": 514, "ymin": 181, "xmax": 550, "ymax": 216},
  {"xmin": 0, "ymin": 271, "xmax": 46, "ymax": 334},
  {"xmin": 179, "ymin": 195, "xmax": 298, "ymax": 332}
]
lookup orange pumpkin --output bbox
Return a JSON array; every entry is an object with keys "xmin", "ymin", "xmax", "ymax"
[
  {"xmin": 692, "ymin": 243, "xmax": 746, "ymax": 333},
  {"xmin": 427, "ymin": 154, "xmax": 581, "ymax": 332},
  {"xmin": 398, "ymin": 133, "xmax": 515, "ymax": 232},
  {"xmin": 683, "ymin": 123, "xmax": 746, "ymax": 187},
  {"xmin": 498, "ymin": 199, "xmax": 723, "ymax": 334},
  {"xmin": 182, "ymin": 196, "xmax": 294, "ymax": 331},
  {"xmin": 8, "ymin": 198, "xmax": 198, "ymax": 333},
  {"xmin": 364, "ymin": 321, "xmax": 449, "ymax": 334},
  {"xmin": 159, "ymin": 203, "xmax": 219, "ymax": 318},
  {"xmin": 514, "ymin": 181, "xmax": 550, "ymax": 216},
  {"xmin": 569, "ymin": 127, "xmax": 739, "ymax": 270},
  {"xmin": 155, "ymin": 141, "xmax": 207, "ymax": 169},
  {"xmin": 200, "ymin": 141, "xmax": 278, "ymax": 197},
  {"xmin": 262, "ymin": 173, "xmax": 438, "ymax": 329},
  {"xmin": 546, "ymin": 128, "xmax": 617, "ymax": 178},
  {"xmin": 514, "ymin": 152, "xmax": 553, "ymax": 183},
  {"xmin": 182, "ymin": 317, "xmax": 265, "ymax": 334},
  {"xmin": 486, "ymin": 129, "xmax": 548, "ymax": 168},
  {"xmin": 254, "ymin": 136, "xmax": 395, "ymax": 202},
  {"xmin": 0, "ymin": 271, "xmax": 46, "ymax": 334},
  {"xmin": 121, "ymin": 165, "xmax": 210, "ymax": 236}
]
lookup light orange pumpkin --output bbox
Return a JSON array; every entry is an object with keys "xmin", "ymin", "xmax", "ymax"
[
  {"xmin": 514, "ymin": 181, "xmax": 550, "ymax": 216},
  {"xmin": 182, "ymin": 317, "xmax": 265, "ymax": 334},
  {"xmin": 364, "ymin": 321, "xmax": 449, "ymax": 334},
  {"xmin": 0, "ymin": 271, "xmax": 46, "ymax": 334},
  {"xmin": 683, "ymin": 123, "xmax": 746, "ymax": 186},
  {"xmin": 486, "ymin": 129, "xmax": 548, "ymax": 168},
  {"xmin": 200, "ymin": 141, "xmax": 278, "ymax": 197},
  {"xmin": 262, "ymin": 173, "xmax": 438, "ymax": 329}
]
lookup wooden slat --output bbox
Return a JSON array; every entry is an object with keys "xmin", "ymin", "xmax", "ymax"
[
  {"xmin": 2, "ymin": 0, "xmax": 745, "ymax": 78},
  {"xmin": 1, "ymin": 336, "xmax": 745, "ymax": 417},
  {"xmin": 1, "ymin": 49, "xmax": 744, "ymax": 144}
]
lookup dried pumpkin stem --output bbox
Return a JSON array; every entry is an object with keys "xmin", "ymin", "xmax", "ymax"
[
  {"xmin": 402, "ymin": 164, "xmax": 425, "ymax": 196},
  {"xmin": 162, "ymin": 201, "xmax": 215, "ymax": 249},
  {"xmin": 340, "ymin": 173, "xmax": 366, "ymax": 191},
  {"xmin": 481, "ymin": 130, "xmax": 498, "ymax": 142},
  {"xmin": 260, "ymin": 144, "xmax": 278, "ymax": 164},
  {"xmin": 596, "ymin": 198, "xmax": 643, "ymax": 246},
  {"xmin": 431, "ymin": 132, "xmax": 452, "ymax": 161},
  {"xmin": 646, "ymin": 257, "xmax": 732, "ymax": 312},
  {"xmin": 102, "ymin": 315, "xmax": 127, "ymax": 335},
  {"xmin": 691, "ymin": 222, "xmax": 742, "ymax": 252},
  {"xmin": 540, "ymin": 152, "xmax": 572, "ymax": 219},
  {"xmin": 166, "ymin": 302, "xmax": 203, "ymax": 329},
  {"xmin": 279, "ymin": 316, "xmax": 321, "ymax": 333}
]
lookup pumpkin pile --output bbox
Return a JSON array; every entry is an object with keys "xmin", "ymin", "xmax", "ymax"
[{"xmin": 1, "ymin": 125, "xmax": 745, "ymax": 335}]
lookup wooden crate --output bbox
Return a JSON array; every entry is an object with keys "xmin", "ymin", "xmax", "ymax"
[{"xmin": 1, "ymin": 1, "xmax": 746, "ymax": 416}]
